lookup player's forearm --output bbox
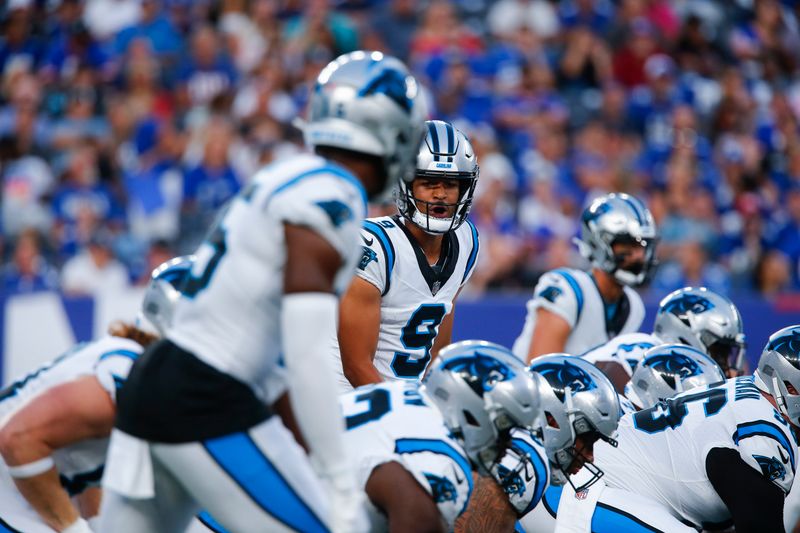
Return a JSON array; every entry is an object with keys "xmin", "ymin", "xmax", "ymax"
[
  {"xmin": 13, "ymin": 470, "xmax": 81, "ymax": 531},
  {"xmin": 455, "ymin": 475, "xmax": 516, "ymax": 533},
  {"xmin": 343, "ymin": 358, "xmax": 383, "ymax": 388}
]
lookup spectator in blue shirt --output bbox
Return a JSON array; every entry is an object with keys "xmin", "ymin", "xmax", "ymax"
[
  {"xmin": 176, "ymin": 26, "xmax": 238, "ymax": 110},
  {"xmin": 1, "ymin": 228, "xmax": 59, "ymax": 295},
  {"xmin": 115, "ymin": 0, "xmax": 182, "ymax": 74}
]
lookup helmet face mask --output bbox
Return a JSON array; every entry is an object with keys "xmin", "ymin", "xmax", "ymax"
[
  {"xmin": 757, "ymin": 325, "xmax": 800, "ymax": 427},
  {"xmin": 629, "ymin": 344, "xmax": 726, "ymax": 409},
  {"xmin": 397, "ymin": 120, "xmax": 479, "ymax": 234},
  {"xmin": 421, "ymin": 340, "xmax": 542, "ymax": 476},
  {"xmin": 529, "ymin": 355, "xmax": 621, "ymax": 491},
  {"xmin": 654, "ymin": 287, "xmax": 746, "ymax": 375},
  {"xmin": 575, "ymin": 193, "xmax": 658, "ymax": 286},
  {"xmin": 302, "ymin": 50, "xmax": 428, "ymax": 201}
]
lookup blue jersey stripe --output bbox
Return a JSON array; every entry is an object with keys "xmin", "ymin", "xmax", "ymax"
[
  {"xmin": 197, "ymin": 511, "xmax": 228, "ymax": 533},
  {"xmin": 98, "ymin": 349, "xmax": 140, "ymax": 362},
  {"xmin": 733, "ymin": 421, "xmax": 796, "ymax": 471},
  {"xmin": 203, "ymin": 433, "xmax": 329, "ymax": 533},
  {"xmin": 462, "ymin": 221, "xmax": 480, "ymax": 283},
  {"xmin": 363, "ymin": 221, "xmax": 396, "ymax": 295},
  {"xmin": 542, "ymin": 484, "xmax": 561, "ymax": 518},
  {"xmin": 592, "ymin": 502, "xmax": 664, "ymax": 532},
  {"xmin": 394, "ymin": 438, "xmax": 473, "ymax": 514},
  {"xmin": 510, "ymin": 437, "xmax": 548, "ymax": 513},
  {"xmin": 267, "ymin": 165, "xmax": 367, "ymax": 209},
  {"xmin": 553, "ymin": 269, "xmax": 584, "ymax": 323}
]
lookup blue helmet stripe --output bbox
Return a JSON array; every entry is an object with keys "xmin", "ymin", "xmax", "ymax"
[
  {"xmin": 428, "ymin": 121, "xmax": 440, "ymax": 161},
  {"xmin": 553, "ymin": 269, "xmax": 584, "ymax": 323},
  {"xmin": 395, "ymin": 438, "xmax": 473, "ymax": 515},
  {"xmin": 620, "ymin": 196, "xmax": 645, "ymax": 225},
  {"xmin": 445, "ymin": 122, "xmax": 455, "ymax": 159},
  {"xmin": 733, "ymin": 421, "xmax": 795, "ymax": 472}
]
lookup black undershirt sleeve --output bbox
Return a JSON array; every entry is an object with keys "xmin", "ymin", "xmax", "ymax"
[{"xmin": 705, "ymin": 447, "xmax": 785, "ymax": 533}]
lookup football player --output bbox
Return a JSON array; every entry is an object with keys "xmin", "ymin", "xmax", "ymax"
[
  {"xmin": 551, "ymin": 325, "xmax": 800, "ymax": 532},
  {"xmin": 0, "ymin": 257, "xmax": 191, "ymax": 533},
  {"xmin": 582, "ymin": 286, "xmax": 747, "ymax": 393},
  {"xmin": 457, "ymin": 356, "xmax": 622, "ymax": 533},
  {"xmin": 512, "ymin": 193, "xmax": 657, "ymax": 362},
  {"xmin": 100, "ymin": 51, "xmax": 426, "ymax": 533},
  {"xmin": 334, "ymin": 120, "xmax": 480, "ymax": 390},
  {"xmin": 341, "ymin": 340, "xmax": 541, "ymax": 530}
]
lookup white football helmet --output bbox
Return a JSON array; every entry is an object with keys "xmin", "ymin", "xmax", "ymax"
[
  {"xmin": 529, "ymin": 355, "xmax": 621, "ymax": 490},
  {"xmin": 653, "ymin": 287, "xmax": 746, "ymax": 375},
  {"xmin": 756, "ymin": 325, "xmax": 800, "ymax": 426},
  {"xmin": 421, "ymin": 340, "xmax": 543, "ymax": 476},
  {"xmin": 397, "ymin": 120, "xmax": 479, "ymax": 234},
  {"xmin": 574, "ymin": 193, "xmax": 658, "ymax": 286},
  {"xmin": 626, "ymin": 344, "xmax": 726, "ymax": 409},
  {"xmin": 302, "ymin": 50, "xmax": 427, "ymax": 201},
  {"xmin": 139, "ymin": 256, "xmax": 194, "ymax": 336}
]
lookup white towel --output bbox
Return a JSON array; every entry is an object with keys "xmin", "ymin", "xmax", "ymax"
[{"xmin": 101, "ymin": 429, "xmax": 155, "ymax": 499}]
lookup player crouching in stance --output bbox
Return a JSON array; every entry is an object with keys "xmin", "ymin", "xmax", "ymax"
[
  {"xmin": 548, "ymin": 325, "xmax": 800, "ymax": 533},
  {"xmin": 458, "ymin": 356, "xmax": 621, "ymax": 532},
  {"xmin": 335, "ymin": 120, "xmax": 480, "ymax": 390},
  {"xmin": 0, "ymin": 257, "xmax": 191, "ymax": 533},
  {"xmin": 339, "ymin": 340, "xmax": 541, "ymax": 531}
]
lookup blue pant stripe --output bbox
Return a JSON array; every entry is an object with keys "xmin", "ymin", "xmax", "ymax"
[
  {"xmin": 542, "ymin": 484, "xmax": 562, "ymax": 518},
  {"xmin": 203, "ymin": 433, "xmax": 328, "ymax": 533},
  {"xmin": 197, "ymin": 511, "xmax": 229, "ymax": 533},
  {"xmin": 592, "ymin": 502, "xmax": 664, "ymax": 533}
]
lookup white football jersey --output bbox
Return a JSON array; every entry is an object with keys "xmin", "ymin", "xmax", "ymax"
[
  {"xmin": 595, "ymin": 375, "xmax": 797, "ymax": 529},
  {"xmin": 512, "ymin": 268, "xmax": 644, "ymax": 360},
  {"xmin": 580, "ymin": 332, "xmax": 662, "ymax": 377},
  {"xmin": 332, "ymin": 215, "xmax": 479, "ymax": 390},
  {"xmin": 0, "ymin": 336, "xmax": 141, "ymax": 522},
  {"xmin": 168, "ymin": 154, "xmax": 366, "ymax": 394},
  {"xmin": 340, "ymin": 381, "xmax": 473, "ymax": 530}
]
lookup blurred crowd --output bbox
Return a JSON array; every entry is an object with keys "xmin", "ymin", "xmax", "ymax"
[{"xmin": 2, "ymin": 0, "xmax": 800, "ymax": 299}]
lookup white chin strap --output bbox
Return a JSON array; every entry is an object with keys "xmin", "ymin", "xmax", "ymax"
[
  {"xmin": 613, "ymin": 268, "xmax": 645, "ymax": 287},
  {"xmin": 411, "ymin": 209, "xmax": 453, "ymax": 234}
]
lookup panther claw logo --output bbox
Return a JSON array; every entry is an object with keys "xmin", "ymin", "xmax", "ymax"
[
  {"xmin": 645, "ymin": 351, "xmax": 702, "ymax": 389},
  {"xmin": 358, "ymin": 247, "xmax": 378, "ymax": 270},
  {"xmin": 662, "ymin": 294, "xmax": 715, "ymax": 317},
  {"xmin": 538, "ymin": 286, "xmax": 562, "ymax": 303},
  {"xmin": 535, "ymin": 360, "xmax": 596, "ymax": 401},
  {"xmin": 442, "ymin": 353, "xmax": 515, "ymax": 395},
  {"xmin": 424, "ymin": 473, "xmax": 457, "ymax": 503}
]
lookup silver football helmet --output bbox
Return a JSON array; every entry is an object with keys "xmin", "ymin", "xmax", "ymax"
[
  {"xmin": 756, "ymin": 325, "xmax": 800, "ymax": 426},
  {"xmin": 139, "ymin": 255, "xmax": 194, "ymax": 336},
  {"xmin": 653, "ymin": 287, "xmax": 746, "ymax": 375},
  {"xmin": 302, "ymin": 50, "xmax": 427, "ymax": 201},
  {"xmin": 574, "ymin": 193, "xmax": 658, "ymax": 286},
  {"xmin": 626, "ymin": 344, "xmax": 726, "ymax": 409},
  {"xmin": 421, "ymin": 340, "xmax": 542, "ymax": 476},
  {"xmin": 397, "ymin": 120, "xmax": 479, "ymax": 234},
  {"xmin": 529, "ymin": 355, "xmax": 620, "ymax": 490}
]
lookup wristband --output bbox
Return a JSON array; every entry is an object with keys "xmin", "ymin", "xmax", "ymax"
[
  {"xmin": 7, "ymin": 456, "xmax": 54, "ymax": 478},
  {"xmin": 62, "ymin": 517, "xmax": 92, "ymax": 533}
]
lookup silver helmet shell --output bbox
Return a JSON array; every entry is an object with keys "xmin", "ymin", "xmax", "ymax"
[
  {"xmin": 575, "ymin": 193, "xmax": 658, "ymax": 286},
  {"xmin": 627, "ymin": 344, "xmax": 726, "ymax": 409},
  {"xmin": 421, "ymin": 340, "xmax": 542, "ymax": 476},
  {"xmin": 756, "ymin": 325, "xmax": 800, "ymax": 426},
  {"xmin": 139, "ymin": 255, "xmax": 194, "ymax": 336},
  {"xmin": 654, "ymin": 287, "xmax": 746, "ymax": 375},
  {"xmin": 529, "ymin": 355, "xmax": 620, "ymax": 486},
  {"xmin": 302, "ymin": 50, "xmax": 427, "ymax": 201},
  {"xmin": 397, "ymin": 120, "xmax": 479, "ymax": 234}
]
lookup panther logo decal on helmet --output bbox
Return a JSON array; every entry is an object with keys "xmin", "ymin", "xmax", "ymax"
[
  {"xmin": 534, "ymin": 360, "xmax": 596, "ymax": 401},
  {"xmin": 645, "ymin": 352, "xmax": 702, "ymax": 389},
  {"xmin": 661, "ymin": 294, "xmax": 715, "ymax": 317},
  {"xmin": 442, "ymin": 352, "xmax": 516, "ymax": 394}
]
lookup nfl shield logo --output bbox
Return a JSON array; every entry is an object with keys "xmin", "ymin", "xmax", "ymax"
[{"xmin": 575, "ymin": 489, "xmax": 589, "ymax": 500}]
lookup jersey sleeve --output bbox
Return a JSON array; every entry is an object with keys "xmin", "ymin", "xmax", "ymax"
[
  {"xmin": 532, "ymin": 270, "xmax": 580, "ymax": 328},
  {"xmin": 267, "ymin": 174, "xmax": 366, "ymax": 261},
  {"xmin": 733, "ymin": 419, "xmax": 796, "ymax": 494},
  {"xmin": 459, "ymin": 220, "xmax": 480, "ymax": 288},
  {"xmin": 356, "ymin": 223, "xmax": 392, "ymax": 295},
  {"xmin": 492, "ymin": 428, "xmax": 550, "ymax": 517},
  {"xmin": 400, "ymin": 447, "xmax": 472, "ymax": 528},
  {"xmin": 93, "ymin": 345, "xmax": 142, "ymax": 402}
]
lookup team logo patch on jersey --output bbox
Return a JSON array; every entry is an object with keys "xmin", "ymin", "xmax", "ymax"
[
  {"xmin": 495, "ymin": 465, "xmax": 525, "ymax": 496},
  {"xmin": 358, "ymin": 247, "xmax": 378, "ymax": 270},
  {"xmin": 535, "ymin": 361, "xmax": 596, "ymax": 401},
  {"xmin": 538, "ymin": 286, "xmax": 562, "ymax": 303},
  {"xmin": 661, "ymin": 294, "xmax": 715, "ymax": 316},
  {"xmin": 754, "ymin": 454, "xmax": 787, "ymax": 482},
  {"xmin": 315, "ymin": 200, "xmax": 353, "ymax": 227},
  {"xmin": 442, "ymin": 353, "xmax": 516, "ymax": 395},
  {"xmin": 424, "ymin": 473, "xmax": 457, "ymax": 503}
]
